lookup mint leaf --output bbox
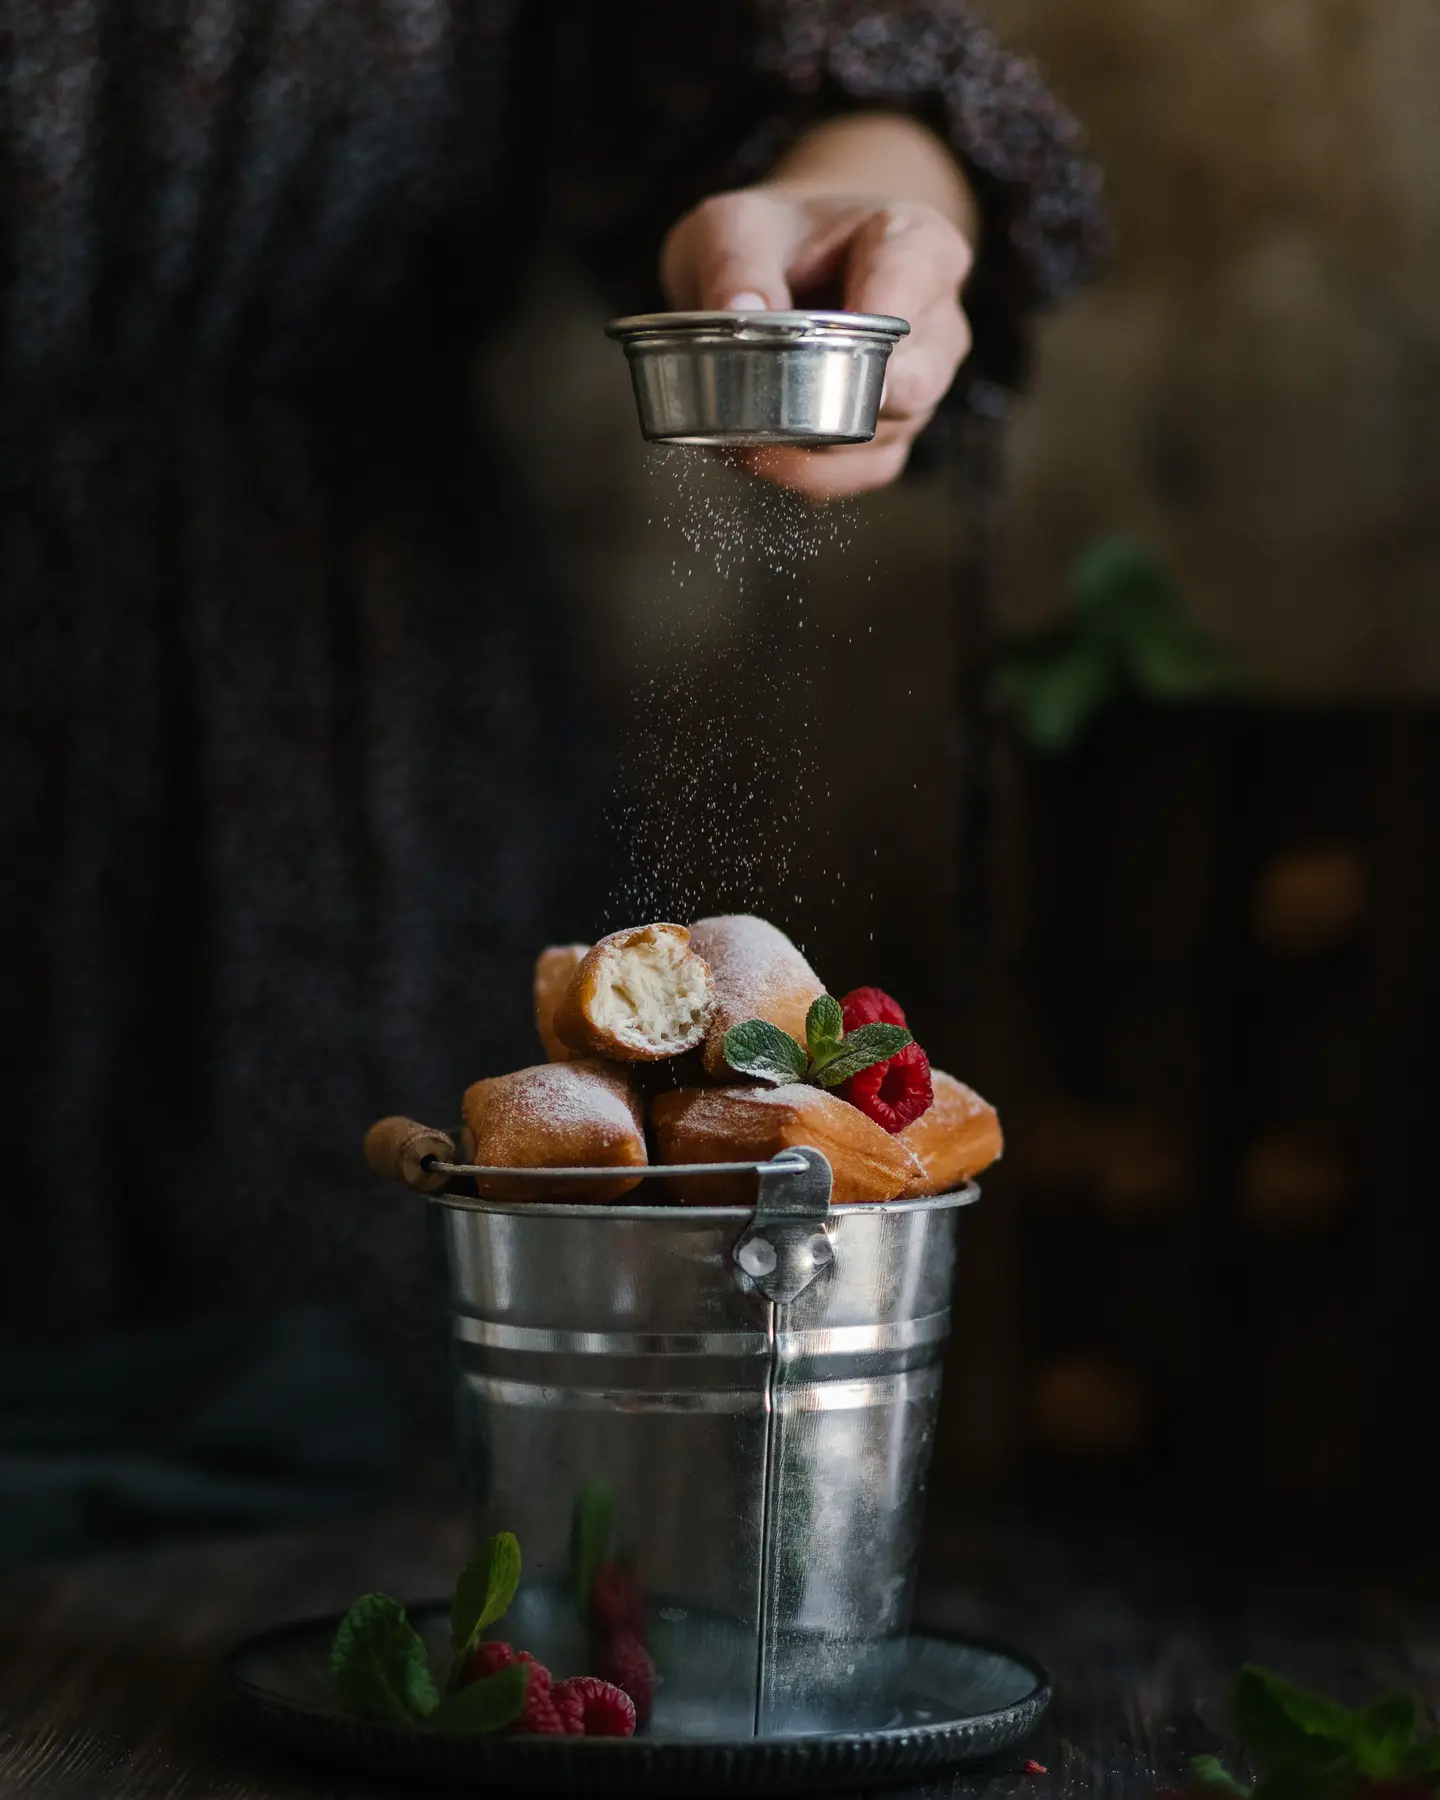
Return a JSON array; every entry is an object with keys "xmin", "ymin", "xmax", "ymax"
[
  {"xmin": 430, "ymin": 1662, "xmax": 529, "ymax": 1735},
  {"xmin": 450, "ymin": 1531, "xmax": 522, "ymax": 1672},
  {"xmin": 1186, "ymin": 1755, "xmax": 1251, "ymax": 1795},
  {"xmin": 332, "ymin": 1593, "xmax": 438, "ymax": 1722},
  {"xmin": 805, "ymin": 996, "xmax": 845, "ymax": 1068},
  {"xmin": 811, "ymin": 1023, "xmax": 912, "ymax": 1089},
  {"xmin": 570, "ymin": 1479, "xmax": 614, "ymax": 1620},
  {"xmin": 1354, "ymin": 1692, "xmax": 1421, "ymax": 1775},
  {"xmin": 1233, "ymin": 1665, "xmax": 1361, "ymax": 1773},
  {"xmin": 723, "ymin": 1019, "xmax": 808, "ymax": 1085}
]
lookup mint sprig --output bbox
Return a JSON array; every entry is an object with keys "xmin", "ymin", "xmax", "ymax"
[
  {"xmin": 1172, "ymin": 1664, "xmax": 1440, "ymax": 1798},
  {"xmin": 331, "ymin": 1594, "xmax": 439, "ymax": 1722},
  {"xmin": 722, "ymin": 1018, "xmax": 809, "ymax": 1085},
  {"xmin": 332, "ymin": 1531, "xmax": 529, "ymax": 1734},
  {"xmin": 449, "ymin": 1530, "xmax": 522, "ymax": 1682},
  {"xmin": 430, "ymin": 1661, "xmax": 529, "ymax": 1734},
  {"xmin": 722, "ymin": 995, "xmax": 913, "ymax": 1091},
  {"xmin": 805, "ymin": 994, "xmax": 845, "ymax": 1064},
  {"xmin": 811, "ymin": 1022, "xmax": 912, "ymax": 1088}
]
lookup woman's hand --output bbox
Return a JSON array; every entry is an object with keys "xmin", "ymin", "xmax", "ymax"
[{"xmin": 660, "ymin": 115, "xmax": 977, "ymax": 501}]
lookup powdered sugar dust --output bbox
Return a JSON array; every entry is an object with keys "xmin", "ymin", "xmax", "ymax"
[{"xmin": 605, "ymin": 448, "xmax": 872, "ymax": 954}]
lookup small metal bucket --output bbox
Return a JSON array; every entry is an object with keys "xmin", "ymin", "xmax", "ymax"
[
  {"xmin": 606, "ymin": 311, "xmax": 910, "ymax": 447},
  {"xmin": 430, "ymin": 1148, "xmax": 977, "ymax": 1737}
]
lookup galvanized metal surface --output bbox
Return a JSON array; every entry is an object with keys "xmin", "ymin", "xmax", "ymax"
[
  {"xmin": 606, "ymin": 310, "xmax": 909, "ymax": 447},
  {"xmin": 431, "ymin": 1150, "xmax": 977, "ymax": 1738}
]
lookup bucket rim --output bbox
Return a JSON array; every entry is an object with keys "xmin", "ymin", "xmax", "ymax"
[{"xmin": 421, "ymin": 1181, "xmax": 980, "ymax": 1223}]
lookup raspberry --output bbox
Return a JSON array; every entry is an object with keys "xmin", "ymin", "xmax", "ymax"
[
  {"xmin": 839, "ymin": 986, "xmax": 907, "ymax": 1031},
  {"xmin": 553, "ymin": 1676, "xmax": 637, "ymax": 1738},
  {"xmin": 511, "ymin": 1682, "xmax": 577, "ymax": 1736},
  {"xmin": 593, "ymin": 1630, "xmax": 654, "ymax": 1727},
  {"xmin": 459, "ymin": 1640, "xmax": 551, "ymax": 1697},
  {"xmin": 551, "ymin": 1681, "xmax": 586, "ymax": 1736},
  {"xmin": 460, "ymin": 1642, "xmax": 578, "ymax": 1735},
  {"xmin": 840, "ymin": 1040, "xmax": 933, "ymax": 1134},
  {"xmin": 588, "ymin": 1561, "xmax": 645, "ymax": 1636}
]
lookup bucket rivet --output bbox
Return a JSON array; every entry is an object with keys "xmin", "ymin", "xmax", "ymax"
[{"xmin": 737, "ymin": 1238, "xmax": 779, "ymax": 1278}]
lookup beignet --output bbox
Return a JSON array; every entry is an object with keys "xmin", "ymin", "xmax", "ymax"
[
  {"xmin": 461, "ymin": 1059, "xmax": 647, "ymax": 1201},
  {"xmin": 651, "ymin": 1083, "xmax": 924, "ymax": 1206},
  {"xmin": 897, "ymin": 1070, "xmax": 1002, "ymax": 1194},
  {"xmin": 689, "ymin": 915, "xmax": 826, "ymax": 1080},
  {"xmin": 555, "ymin": 923, "xmax": 715, "ymax": 1062},
  {"xmin": 534, "ymin": 943, "xmax": 588, "ymax": 1061}
]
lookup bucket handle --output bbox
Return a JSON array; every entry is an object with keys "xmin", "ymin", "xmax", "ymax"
[{"xmin": 362, "ymin": 1115, "xmax": 837, "ymax": 1302}]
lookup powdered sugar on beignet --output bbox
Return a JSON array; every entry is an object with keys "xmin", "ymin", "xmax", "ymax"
[
  {"xmin": 689, "ymin": 915, "xmax": 825, "ymax": 1079},
  {"xmin": 652, "ymin": 1083, "xmax": 923, "ymax": 1206},
  {"xmin": 462, "ymin": 1060, "xmax": 647, "ymax": 1201},
  {"xmin": 556, "ymin": 923, "xmax": 715, "ymax": 1062},
  {"xmin": 897, "ymin": 1069, "xmax": 1002, "ymax": 1195}
]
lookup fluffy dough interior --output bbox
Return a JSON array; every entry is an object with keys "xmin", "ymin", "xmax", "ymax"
[{"xmin": 594, "ymin": 931, "xmax": 711, "ymax": 1051}]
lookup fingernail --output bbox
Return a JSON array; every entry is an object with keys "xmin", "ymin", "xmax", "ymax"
[{"xmin": 726, "ymin": 292, "xmax": 768, "ymax": 311}]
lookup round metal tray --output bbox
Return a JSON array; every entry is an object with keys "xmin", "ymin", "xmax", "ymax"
[{"xmin": 227, "ymin": 1601, "xmax": 1049, "ymax": 1796}]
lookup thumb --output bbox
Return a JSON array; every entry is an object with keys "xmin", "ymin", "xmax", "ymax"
[{"xmin": 662, "ymin": 192, "xmax": 794, "ymax": 312}]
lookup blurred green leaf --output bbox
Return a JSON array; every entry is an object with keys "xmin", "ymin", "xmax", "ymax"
[
  {"xmin": 1353, "ymin": 1693, "xmax": 1422, "ymax": 1775},
  {"xmin": 993, "ymin": 532, "xmax": 1241, "ymax": 754},
  {"xmin": 429, "ymin": 1662, "xmax": 528, "ymax": 1735},
  {"xmin": 1233, "ymin": 1664, "xmax": 1360, "ymax": 1769},
  {"xmin": 993, "ymin": 635, "xmax": 1119, "ymax": 754},
  {"xmin": 332, "ymin": 1594, "xmax": 439, "ymax": 1722},
  {"xmin": 1186, "ymin": 1753, "xmax": 1252, "ymax": 1793},
  {"xmin": 570, "ymin": 1479, "xmax": 614, "ymax": 1620}
]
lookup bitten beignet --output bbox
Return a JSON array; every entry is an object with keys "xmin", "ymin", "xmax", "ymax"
[
  {"xmin": 898, "ymin": 1070, "xmax": 1003, "ymax": 1195},
  {"xmin": 690, "ymin": 915, "xmax": 826, "ymax": 1080},
  {"xmin": 534, "ymin": 943, "xmax": 588, "ymax": 1061},
  {"xmin": 555, "ymin": 923, "xmax": 716, "ymax": 1062},
  {"xmin": 461, "ymin": 1060, "xmax": 647, "ymax": 1201},
  {"xmin": 652, "ymin": 1084, "xmax": 924, "ymax": 1206}
]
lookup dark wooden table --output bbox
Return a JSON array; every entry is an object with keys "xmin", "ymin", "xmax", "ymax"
[{"xmin": 2, "ymin": 1485, "xmax": 1436, "ymax": 1798}]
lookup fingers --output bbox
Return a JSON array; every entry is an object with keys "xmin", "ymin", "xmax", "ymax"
[
  {"xmin": 661, "ymin": 192, "xmax": 795, "ymax": 312},
  {"xmin": 729, "ymin": 420, "xmax": 917, "ymax": 503},
  {"xmin": 843, "ymin": 203, "xmax": 974, "ymax": 323},
  {"xmin": 879, "ymin": 298, "xmax": 972, "ymax": 423},
  {"xmin": 659, "ymin": 192, "xmax": 975, "ymax": 499},
  {"xmin": 843, "ymin": 206, "xmax": 974, "ymax": 423}
]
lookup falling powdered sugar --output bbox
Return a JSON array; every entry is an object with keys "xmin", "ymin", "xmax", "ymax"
[{"xmin": 604, "ymin": 449, "xmax": 858, "ymax": 935}]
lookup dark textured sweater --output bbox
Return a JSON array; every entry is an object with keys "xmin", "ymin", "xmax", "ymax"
[{"xmin": 0, "ymin": 0, "xmax": 1103, "ymax": 1412}]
